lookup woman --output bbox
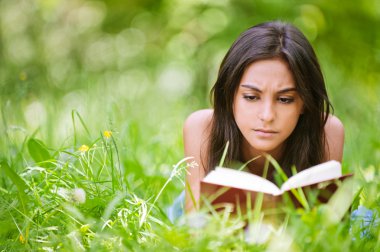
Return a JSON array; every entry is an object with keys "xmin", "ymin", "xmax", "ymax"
[{"xmin": 183, "ymin": 21, "xmax": 344, "ymax": 212}]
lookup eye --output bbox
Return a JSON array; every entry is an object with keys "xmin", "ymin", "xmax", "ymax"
[
  {"xmin": 278, "ymin": 97, "xmax": 294, "ymax": 104},
  {"xmin": 243, "ymin": 95, "xmax": 259, "ymax": 101}
]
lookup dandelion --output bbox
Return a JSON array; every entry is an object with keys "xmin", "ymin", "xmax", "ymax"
[
  {"xmin": 103, "ymin": 130, "xmax": 112, "ymax": 139},
  {"xmin": 245, "ymin": 222, "xmax": 273, "ymax": 244},
  {"xmin": 79, "ymin": 145, "xmax": 89, "ymax": 152},
  {"xmin": 362, "ymin": 166, "xmax": 375, "ymax": 182},
  {"xmin": 56, "ymin": 187, "xmax": 70, "ymax": 200},
  {"xmin": 72, "ymin": 188, "xmax": 86, "ymax": 204},
  {"xmin": 183, "ymin": 212, "xmax": 208, "ymax": 229},
  {"xmin": 80, "ymin": 224, "xmax": 90, "ymax": 233},
  {"xmin": 55, "ymin": 187, "xmax": 86, "ymax": 204},
  {"xmin": 19, "ymin": 71, "xmax": 27, "ymax": 81},
  {"xmin": 19, "ymin": 234, "xmax": 26, "ymax": 244}
]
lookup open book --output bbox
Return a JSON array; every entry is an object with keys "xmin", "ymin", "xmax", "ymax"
[{"xmin": 201, "ymin": 160, "xmax": 352, "ymax": 209}]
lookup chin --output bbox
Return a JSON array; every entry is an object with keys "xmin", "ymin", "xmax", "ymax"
[{"xmin": 250, "ymin": 142, "xmax": 281, "ymax": 154}]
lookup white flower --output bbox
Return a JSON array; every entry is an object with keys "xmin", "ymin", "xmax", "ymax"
[
  {"xmin": 180, "ymin": 212, "xmax": 208, "ymax": 229},
  {"xmin": 72, "ymin": 188, "xmax": 86, "ymax": 204},
  {"xmin": 362, "ymin": 166, "xmax": 375, "ymax": 182},
  {"xmin": 56, "ymin": 187, "xmax": 71, "ymax": 201},
  {"xmin": 245, "ymin": 222, "xmax": 273, "ymax": 244}
]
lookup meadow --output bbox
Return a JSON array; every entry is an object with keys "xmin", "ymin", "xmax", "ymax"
[{"xmin": 1, "ymin": 0, "xmax": 379, "ymax": 251}]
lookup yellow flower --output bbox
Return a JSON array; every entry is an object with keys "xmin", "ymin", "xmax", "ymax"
[
  {"xmin": 103, "ymin": 130, "xmax": 112, "ymax": 139},
  {"xmin": 80, "ymin": 224, "xmax": 90, "ymax": 233},
  {"xmin": 19, "ymin": 234, "xmax": 26, "ymax": 244},
  {"xmin": 79, "ymin": 145, "xmax": 89, "ymax": 152},
  {"xmin": 19, "ymin": 71, "xmax": 27, "ymax": 81}
]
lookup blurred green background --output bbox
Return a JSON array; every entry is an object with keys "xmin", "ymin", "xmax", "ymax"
[{"xmin": 1, "ymin": 0, "xmax": 379, "ymax": 172}]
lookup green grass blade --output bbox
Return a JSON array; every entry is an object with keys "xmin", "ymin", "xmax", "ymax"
[
  {"xmin": 186, "ymin": 180, "xmax": 197, "ymax": 211},
  {"xmin": 291, "ymin": 165, "xmax": 310, "ymax": 210},
  {"xmin": 265, "ymin": 154, "xmax": 288, "ymax": 182},
  {"xmin": 110, "ymin": 133, "xmax": 124, "ymax": 190},
  {"xmin": 218, "ymin": 141, "xmax": 229, "ymax": 167},
  {"xmin": 27, "ymin": 138, "xmax": 52, "ymax": 164},
  {"xmin": 324, "ymin": 177, "xmax": 356, "ymax": 224},
  {"xmin": 266, "ymin": 155, "xmax": 310, "ymax": 210},
  {"xmin": 0, "ymin": 160, "xmax": 28, "ymax": 213},
  {"xmin": 237, "ymin": 155, "xmax": 261, "ymax": 171},
  {"xmin": 72, "ymin": 110, "xmax": 92, "ymax": 147},
  {"xmin": 253, "ymin": 192, "xmax": 264, "ymax": 223}
]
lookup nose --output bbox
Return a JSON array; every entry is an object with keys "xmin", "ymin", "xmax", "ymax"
[{"xmin": 259, "ymin": 100, "xmax": 275, "ymax": 122}]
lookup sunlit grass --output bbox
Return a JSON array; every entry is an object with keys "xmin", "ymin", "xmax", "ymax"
[
  {"xmin": 1, "ymin": 58, "xmax": 379, "ymax": 251},
  {"xmin": 0, "ymin": 69, "xmax": 379, "ymax": 250},
  {"xmin": 1, "ymin": 0, "xmax": 379, "ymax": 250},
  {"xmin": 1, "ymin": 105, "xmax": 379, "ymax": 251}
]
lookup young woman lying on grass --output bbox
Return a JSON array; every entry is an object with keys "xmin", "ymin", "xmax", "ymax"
[{"xmin": 183, "ymin": 21, "xmax": 344, "ymax": 212}]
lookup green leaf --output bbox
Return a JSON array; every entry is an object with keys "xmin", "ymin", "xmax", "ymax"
[
  {"xmin": 324, "ymin": 177, "xmax": 355, "ymax": 224},
  {"xmin": 352, "ymin": 187, "xmax": 363, "ymax": 211},
  {"xmin": 0, "ymin": 159, "xmax": 28, "ymax": 212},
  {"xmin": 27, "ymin": 138, "xmax": 51, "ymax": 164}
]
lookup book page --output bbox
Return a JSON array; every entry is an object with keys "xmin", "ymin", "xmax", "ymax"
[
  {"xmin": 280, "ymin": 160, "xmax": 342, "ymax": 192},
  {"xmin": 202, "ymin": 167, "xmax": 282, "ymax": 195}
]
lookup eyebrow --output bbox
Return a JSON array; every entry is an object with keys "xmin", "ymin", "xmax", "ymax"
[{"xmin": 240, "ymin": 84, "xmax": 297, "ymax": 94}]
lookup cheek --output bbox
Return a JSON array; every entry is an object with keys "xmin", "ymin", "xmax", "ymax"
[
  {"xmin": 233, "ymin": 100, "xmax": 252, "ymax": 126},
  {"xmin": 233, "ymin": 98, "xmax": 242, "ymax": 120},
  {"xmin": 282, "ymin": 112, "xmax": 301, "ymax": 135}
]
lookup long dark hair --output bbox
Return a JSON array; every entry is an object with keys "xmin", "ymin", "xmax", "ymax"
[{"xmin": 207, "ymin": 21, "xmax": 332, "ymax": 175}]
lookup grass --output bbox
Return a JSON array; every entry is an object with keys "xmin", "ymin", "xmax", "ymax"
[
  {"xmin": 1, "ymin": 50, "xmax": 379, "ymax": 251},
  {"xmin": 1, "ymin": 103, "xmax": 380, "ymax": 251},
  {"xmin": 1, "ymin": 66, "xmax": 380, "ymax": 251},
  {"xmin": 1, "ymin": 1, "xmax": 379, "ymax": 250}
]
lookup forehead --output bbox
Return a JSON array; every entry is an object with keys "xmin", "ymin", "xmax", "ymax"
[{"xmin": 239, "ymin": 58, "xmax": 296, "ymax": 89}]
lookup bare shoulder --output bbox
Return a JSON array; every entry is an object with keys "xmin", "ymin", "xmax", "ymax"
[
  {"xmin": 183, "ymin": 109, "xmax": 213, "ymax": 156},
  {"xmin": 183, "ymin": 108, "xmax": 213, "ymax": 162},
  {"xmin": 324, "ymin": 115, "xmax": 345, "ymax": 162},
  {"xmin": 184, "ymin": 109, "xmax": 213, "ymax": 130},
  {"xmin": 183, "ymin": 109, "xmax": 213, "ymax": 212},
  {"xmin": 325, "ymin": 115, "xmax": 344, "ymax": 136}
]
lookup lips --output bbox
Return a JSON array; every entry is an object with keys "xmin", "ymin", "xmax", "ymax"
[
  {"xmin": 254, "ymin": 128, "xmax": 278, "ymax": 133},
  {"xmin": 253, "ymin": 128, "xmax": 278, "ymax": 137}
]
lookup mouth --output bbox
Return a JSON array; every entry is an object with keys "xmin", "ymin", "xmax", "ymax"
[
  {"xmin": 253, "ymin": 128, "xmax": 278, "ymax": 137},
  {"xmin": 254, "ymin": 128, "xmax": 278, "ymax": 134}
]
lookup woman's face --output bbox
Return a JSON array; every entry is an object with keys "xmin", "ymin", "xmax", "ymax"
[{"xmin": 233, "ymin": 58, "xmax": 304, "ymax": 156}]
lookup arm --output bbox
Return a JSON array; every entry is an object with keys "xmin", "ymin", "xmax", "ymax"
[
  {"xmin": 183, "ymin": 109, "xmax": 213, "ymax": 212},
  {"xmin": 324, "ymin": 115, "xmax": 345, "ymax": 162}
]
